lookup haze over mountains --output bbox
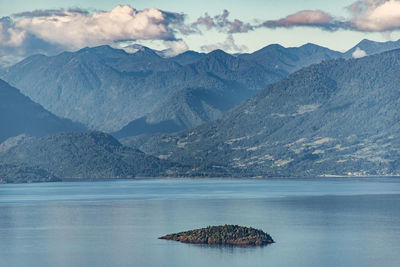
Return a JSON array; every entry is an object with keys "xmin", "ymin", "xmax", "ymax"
[
  {"xmin": 0, "ymin": 79, "xmax": 85, "ymax": 143},
  {"xmin": 0, "ymin": 38, "xmax": 399, "ymax": 182}
]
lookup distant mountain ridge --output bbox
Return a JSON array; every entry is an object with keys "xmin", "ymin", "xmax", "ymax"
[
  {"xmin": 0, "ymin": 163, "xmax": 59, "ymax": 183},
  {"xmin": 115, "ymin": 39, "xmax": 400, "ymax": 138},
  {"xmin": 238, "ymin": 43, "xmax": 342, "ymax": 74},
  {"xmin": 118, "ymin": 38, "xmax": 400, "ymax": 137},
  {"xmin": 0, "ymin": 42, "xmax": 344, "ymax": 134},
  {"xmin": 1, "ymin": 39, "xmax": 400, "ymax": 182},
  {"xmin": 0, "ymin": 79, "xmax": 85, "ymax": 143},
  {"xmin": 170, "ymin": 50, "xmax": 206, "ymax": 65},
  {"xmin": 2, "ymin": 38, "xmax": 400, "ymax": 137},
  {"xmin": 0, "ymin": 131, "xmax": 186, "ymax": 182},
  {"xmin": 344, "ymin": 39, "xmax": 400, "ymax": 58},
  {"xmin": 126, "ymin": 48, "xmax": 400, "ymax": 177}
]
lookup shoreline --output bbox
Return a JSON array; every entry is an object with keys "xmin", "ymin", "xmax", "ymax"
[{"xmin": 1, "ymin": 175, "xmax": 399, "ymax": 185}]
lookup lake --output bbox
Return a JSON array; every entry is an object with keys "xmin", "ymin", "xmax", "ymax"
[{"xmin": 1, "ymin": 177, "xmax": 400, "ymax": 267}]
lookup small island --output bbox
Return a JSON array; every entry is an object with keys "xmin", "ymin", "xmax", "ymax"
[{"xmin": 159, "ymin": 225, "xmax": 274, "ymax": 246}]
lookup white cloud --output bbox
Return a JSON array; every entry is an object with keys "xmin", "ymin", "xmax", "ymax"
[
  {"xmin": 2, "ymin": 1, "xmax": 400, "ymax": 67},
  {"xmin": 0, "ymin": 54, "xmax": 24, "ymax": 67},
  {"xmin": 162, "ymin": 40, "xmax": 189, "ymax": 57},
  {"xmin": 116, "ymin": 43, "xmax": 145, "ymax": 53},
  {"xmin": 352, "ymin": 47, "xmax": 367, "ymax": 58},
  {"xmin": 200, "ymin": 34, "xmax": 248, "ymax": 53},
  {"xmin": 259, "ymin": 0, "xmax": 400, "ymax": 32},
  {"xmin": 0, "ymin": 5, "xmax": 188, "ymax": 66},
  {"xmin": 112, "ymin": 39, "xmax": 188, "ymax": 57},
  {"xmin": 6, "ymin": 28, "xmax": 26, "ymax": 46},
  {"xmin": 0, "ymin": 17, "xmax": 26, "ymax": 46},
  {"xmin": 14, "ymin": 5, "xmax": 180, "ymax": 49},
  {"xmin": 349, "ymin": 0, "xmax": 400, "ymax": 32}
]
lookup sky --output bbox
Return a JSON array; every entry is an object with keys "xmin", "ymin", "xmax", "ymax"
[{"xmin": 1, "ymin": 0, "xmax": 400, "ymax": 66}]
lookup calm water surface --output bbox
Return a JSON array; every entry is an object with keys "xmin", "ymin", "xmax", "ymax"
[{"xmin": 1, "ymin": 177, "xmax": 400, "ymax": 267}]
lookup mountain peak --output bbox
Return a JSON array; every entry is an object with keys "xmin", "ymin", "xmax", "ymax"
[
  {"xmin": 263, "ymin": 43, "xmax": 285, "ymax": 50},
  {"xmin": 208, "ymin": 49, "xmax": 231, "ymax": 56},
  {"xmin": 180, "ymin": 50, "xmax": 202, "ymax": 56},
  {"xmin": 193, "ymin": 49, "xmax": 234, "ymax": 66},
  {"xmin": 299, "ymin": 43, "xmax": 324, "ymax": 49},
  {"xmin": 132, "ymin": 46, "xmax": 160, "ymax": 57},
  {"xmin": 358, "ymin": 38, "xmax": 375, "ymax": 44},
  {"xmin": 354, "ymin": 39, "xmax": 380, "ymax": 48},
  {"xmin": 76, "ymin": 45, "xmax": 128, "ymax": 59},
  {"xmin": 344, "ymin": 38, "xmax": 400, "ymax": 58},
  {"xmin": 248, "ymin": 43, "xmax": 286, "ymax": 56}
]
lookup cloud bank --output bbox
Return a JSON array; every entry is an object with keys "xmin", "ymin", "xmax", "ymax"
[
  {"xmin": 260, "ymin": 0, "xmax": 400, "ymax": 32},
  {"xmin": 0, "ymin": 5, "xmax": 188, "ymax": 66},
  {"xmin": 161, "ymin": 40, "xmax": 189, "ymax": 57},
  {"xmin": 349, "ymin": 0, "xmax": 400, "ymax": 31},
  {"xmin": 14, "ymin": 5, "xmax": 183, "ymax": 48},
  {"xmin": 2, "ymin": 1, "xmax": 400, "ymax": 66}
]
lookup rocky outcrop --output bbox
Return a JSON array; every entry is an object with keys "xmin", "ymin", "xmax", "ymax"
[{"xmin": 159, "ymin": 225, "xmax": 274, "ymax": 246}]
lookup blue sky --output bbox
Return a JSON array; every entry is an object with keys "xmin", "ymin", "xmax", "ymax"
[{"xmin": 1, "ymin": 0, "xmax": 400, "ymax": 65}]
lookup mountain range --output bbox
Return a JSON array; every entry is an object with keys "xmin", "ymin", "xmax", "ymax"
[
  {"xmin": 0, "ymin": 38, "xmax": 399, "ymax": 182},
  {"xmin": 3, "ymin": 39, "xmax": 400, "ymax": 137},
  {"xmin": 123, "ymin": 48, "xmax": 400, "ymax": 177},
  {"xmin": 1, "ymin": 41, "xmax": 349, "ymax": 135}
]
